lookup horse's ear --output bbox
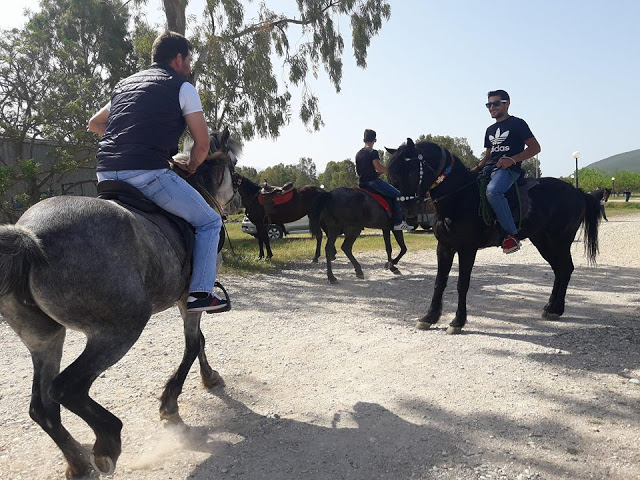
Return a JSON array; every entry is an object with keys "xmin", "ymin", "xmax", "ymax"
[
  {"xmin": 406, "ymin": 138, "xmax": 415, "ymax": 154},
  {"xmin": 221, "ymin": 126, "xmax": 230, "ymax": 145},
  {"xmin": 385, "ymin": 147, "xmax": 397, "ymax": 154}
]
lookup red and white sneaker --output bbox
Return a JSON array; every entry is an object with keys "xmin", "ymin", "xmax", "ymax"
[
  {"xmin": 187, "ymin": 292, "xmax": 229, "ymax": 313},
  {"xmin": 502, "ymin": 235, "xmax": 521, "ymax": 254}
]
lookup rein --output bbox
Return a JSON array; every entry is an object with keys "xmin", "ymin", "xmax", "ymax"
[
  {"xmin": 398, "ymin": 146, "xmax": 451, "ymax": 202},
  {"xmin": 431, "ymin": 176, "xmax": 479, "ymax": 204}
]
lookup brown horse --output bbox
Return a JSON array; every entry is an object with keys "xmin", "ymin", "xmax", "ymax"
[{"xmin": 233, "ymin": 173, "xmax": 325, "ymax": 261}]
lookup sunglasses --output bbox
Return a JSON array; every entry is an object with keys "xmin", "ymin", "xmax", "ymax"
[{"xmin": 485, "ymin": 100, "xmax": 507, "ymax": 108}]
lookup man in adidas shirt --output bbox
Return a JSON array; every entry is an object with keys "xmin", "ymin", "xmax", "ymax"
[{"xmin": 472, "ymin": 90, "xmax": 541, "ymax": 254}]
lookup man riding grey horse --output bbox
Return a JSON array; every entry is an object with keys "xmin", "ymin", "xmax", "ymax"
[{"xmin": 88, "ymin": 31, "xmax": 228, "ymax": 312}]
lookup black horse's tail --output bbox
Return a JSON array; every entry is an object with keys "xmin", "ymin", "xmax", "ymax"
[
  {"xmin": 581, "ymin": 190, "xmax": 600, "ymax": 265},
  {"xmin": 0, "ymin": 225, "xmax": 48, "ymax": 302},
  {"xmin": 309, "ymin": 191, "xmax": 331, "ymax": 239}
]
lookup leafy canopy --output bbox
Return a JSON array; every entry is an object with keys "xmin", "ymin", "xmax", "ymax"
[{"xmin": 155, "ymin": 0, "xmax": 391, "ymax": 140}]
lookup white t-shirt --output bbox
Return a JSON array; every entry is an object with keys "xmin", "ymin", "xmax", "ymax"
[{"xmin": 103, "ymin": 82, "xmax": 203, "ymax": 116}]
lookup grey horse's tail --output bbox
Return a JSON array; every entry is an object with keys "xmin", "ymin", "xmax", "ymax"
[{"xmin": 0, "ymin": 225, "xmax": 47, "ymax": 302}]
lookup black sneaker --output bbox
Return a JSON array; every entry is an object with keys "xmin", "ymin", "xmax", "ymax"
[{"xmin": 187, "ymin": 292, "xmax": 229, "ymax": 313}]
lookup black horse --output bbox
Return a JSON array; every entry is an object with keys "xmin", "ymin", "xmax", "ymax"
[
  {"xmin": 232, "ymin": 173, "xmax": 325, "ymax": 261},
  {"xmin": 309, "ymin": 187, "xmax": 408, "ymax": 283},
  {"xmin": 387, "ymin": 139, "xmax": 600, "ymax": 334}
]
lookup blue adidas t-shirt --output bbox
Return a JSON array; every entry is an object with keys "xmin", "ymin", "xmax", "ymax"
[{"xmin": 484, "ymin": 116, "xmax": 534, "ymax": 174}]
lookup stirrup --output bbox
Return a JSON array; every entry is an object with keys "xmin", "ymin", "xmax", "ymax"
[{"xmin": 206, "ymin": 281, "xmax": 231, "ymax": 314}]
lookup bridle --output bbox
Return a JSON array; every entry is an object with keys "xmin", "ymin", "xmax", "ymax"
[{"xmin": 397, "ymin": 146, "xmax": 451, "ymax": 202}]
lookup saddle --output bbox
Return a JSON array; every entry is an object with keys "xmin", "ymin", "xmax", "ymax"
[
  {"xmin": 258, "ymin": 182, "xmax": 296, "ymax": 215},
  {"xmin": 479, "ymin": 175, "xmax": 538, "ymax": 227},
  {"xmin": 260, "ymin": 181, "xmax": 294, "ymax": 195},
  {"xmin": 355, "ymin": 186, "xmax": 392, "ymax": 217},
  {"xmin": 96, "ymin": 180, "xmax": 196, "ymax": 282}
]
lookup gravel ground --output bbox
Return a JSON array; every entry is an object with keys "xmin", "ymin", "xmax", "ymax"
[{"xmin": 1, "ymin": 214, "xmax": 639, "ymax": 480}]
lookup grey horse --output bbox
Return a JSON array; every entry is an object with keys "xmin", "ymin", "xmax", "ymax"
[{"xmin": 0, "ymin": 130, "xmax": 238, "ymax": 479}]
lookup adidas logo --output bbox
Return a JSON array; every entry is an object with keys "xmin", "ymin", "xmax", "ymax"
[{"xmin": 489, "ymin": 128, "xmax": 510, "ymax": 145}]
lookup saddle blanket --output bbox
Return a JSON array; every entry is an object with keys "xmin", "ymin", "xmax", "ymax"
[
  {"xmin": 355, "ymin": 187, "xmax": 392, "ymax": 215},
  {"xmin": 258, "ymin": 189, "xmax": 294, "ymax": 206}
]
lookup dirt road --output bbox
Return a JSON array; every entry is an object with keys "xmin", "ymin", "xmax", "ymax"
[{"xmin": 1, "ymin": 215, "xmax": 639, "ymax": 479}]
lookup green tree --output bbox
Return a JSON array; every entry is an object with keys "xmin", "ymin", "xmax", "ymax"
[
  {"xmin": 522, "ymin": 155, "xmax": 542, "ymax": 178},
  {"xmin": 292, "ymin": 157, "xmax": 319, "ymax": 186},
  {"xmin": 318, "ymin": 159, "xmax": 357, "ymax": 190},
  {"xmin": 414, "ymin": 134, "xmax": 479, "ymax": 169},
  {"xmin": 610, "ymin": 170, "xmax": 640, "ymax": 193},
  {"xmin": 556, "ymin": 167, "xmax": 640, "ymax": 193},
  {"xmin": 0, "ymin": 0, "xmax": 135, "ymax": 221},
  {"xmin": 235, "ymin": 165, "xmax": 260, "ymax": 184},
  {"xmin": 260, "ymin": 163, "xmax": 297, "ymax": 187},
  {"xmin": 160, "ymin": 0, "xmax": 391, "ymax": 140}
]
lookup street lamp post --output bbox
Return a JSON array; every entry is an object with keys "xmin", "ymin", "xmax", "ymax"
[
  {"xmin": 611, "ymin": 177, "xmax": 615, "ymax": 196},
  {"xmin": 572, "ymin": 151, "xmax": 580, "ymax": 189}
]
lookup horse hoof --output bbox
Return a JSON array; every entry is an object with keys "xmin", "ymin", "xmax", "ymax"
[
  {"xmin": 201, "ymin": 369, "xmax": 223, "ymax": 389},
  {"xmin": 161, "ymin": 410, "xmax": 184, "ymax": 425},
  {"xmin": 356, "ymin": 272, "xmax": 364, "ymax": 279},
  {"xmin": 90, "ymin": 453, "xmax": 116, "ymax": 476},
  {"xmin": 312, "ymin": 258, "xmax": 318, "ymax": 263},
  {"xmin": 329, "ymin": 277, "xmax": 338, "ymax": 284},
  {"xmin": 391, "ymin": 267, "xmax": 401, "ymax": 275},
  {"xmin": 416, "ymin": 321, "xmax": 432, "ymax": 330},
  {"xmin": 446, "ymin": 326, "xmax": 462, "ymax": 335},
  {"xmin": 541, "ymin": 310, "xmax": 561, "ymax": 320},
  {"xmin": 65, "ymin": 462, "xmax": 94, "ymax": 480}
]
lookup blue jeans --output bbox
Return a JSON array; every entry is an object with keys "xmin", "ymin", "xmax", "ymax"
[
  {"xmin": 484, "ymin": 167, "xmax": 520, "ymax": 236},
  {"xmin": 97, "ymin": 169, "xmax": 222, "ymax": 293},
  {"xmin": 363, "ymin": 178, "xmax": 403, "ymax": 225}
]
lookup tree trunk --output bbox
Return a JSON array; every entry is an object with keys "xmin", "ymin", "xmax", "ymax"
[{"xmin": 162, "ymin": 0, "xmax": 188, "ymax": 35}]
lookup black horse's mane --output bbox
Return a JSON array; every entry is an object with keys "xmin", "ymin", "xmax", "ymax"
[
  {"xmin": 389, "ymin": 140, "xmax": 465, "ymax": 178},
  {"xmin": 234, "ymin": 174, "xmax": 261, "ymax": 196}
]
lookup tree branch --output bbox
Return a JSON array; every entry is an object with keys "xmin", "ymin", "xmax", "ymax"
[{"xmin": 221, "ymin": 1, "xmax": 342, "ymax": 41}]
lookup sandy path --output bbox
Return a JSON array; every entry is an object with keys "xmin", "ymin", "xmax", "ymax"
[{"xmin": 1, "ymin": 215, "xmax": 639, "ymax": 479}]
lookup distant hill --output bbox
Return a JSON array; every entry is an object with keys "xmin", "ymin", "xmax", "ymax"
[{"xmin": 586, "ymin": 149, "xmax": 640, "ymax": 173}]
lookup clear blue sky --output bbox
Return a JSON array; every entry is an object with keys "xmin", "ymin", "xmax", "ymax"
[{"xmin": 4, "ymin": 1, "xmax": 639, "ymax": 178}]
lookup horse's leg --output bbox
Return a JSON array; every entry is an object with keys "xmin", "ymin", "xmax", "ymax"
[
  {"xmin": 341, "ymin": 229, "xmax": 364, "ymax": 279},
  {"xmin": 265, "ymin": 237, "xmax": 273, "ymax": 260},
  {"xmin": 417, "ymin": 242, "xmax": 455, "ymax": 330},
  {"xmin": 2, "ymin": 300, "xmax": 92, "ymax": 479},
  {"xmin": 447, "ymin": 247, "xmax": 478, "ymax": 334},
  {"xmin": 389, "ymin": 230, "xmax": 408, "ymax": 273},
  {"xmin": 325, "ymin": 231, "xmax": 339, "ymax": 284},
  {"xmin": 49, "ymin": 316, "xmax": 147, "ymax": 476},
  {"xmin": 256, "ymin": 226, "xmax": 273, "ymax": 261},
  {"xmin": 382, "ymin": 229, "xmax": 395, "ymax": 272},
  {"xmin": 530, "ymin": 233, "xmax": 574, "ymax": 319},
  {"xmin": 256, "ymin": 236, "xmax": 265, "ymax": 260},
  {"xmin": 160, "ymin": 307, "xmax": 222, "ymax": 422},
  {"xmin": 197, "ymin": 327, "xmax": 223, "ymax": 388},
  {"xmin": 312, "ymin": 234, "xmax": 322, "ymax": 263}
]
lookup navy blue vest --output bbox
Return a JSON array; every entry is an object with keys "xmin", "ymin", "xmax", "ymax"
[{"xmin": 96, "ymin": 64, "xmax": 187, "ymax": 172}]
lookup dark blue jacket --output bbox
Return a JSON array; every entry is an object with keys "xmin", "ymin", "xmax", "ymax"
[{"xmin": 96, "ymin": 64, "xmax": 187, "ymax": 171}]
